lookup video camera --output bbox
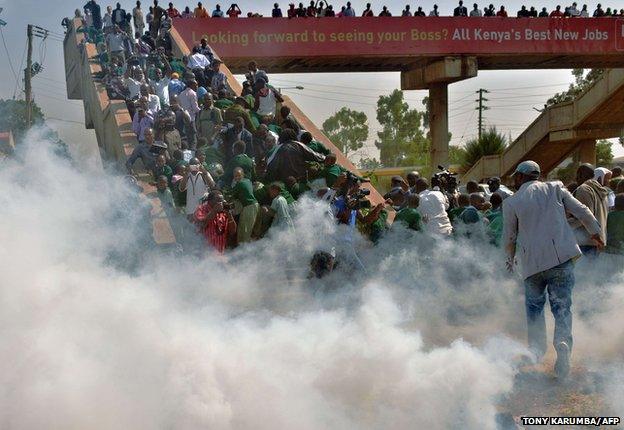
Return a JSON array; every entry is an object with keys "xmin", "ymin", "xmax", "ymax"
[
  {"xmin": 432, "ymin": 165, "xmax": 459, "ymax": 209},
  {"xmin": 432, "ymin": 165, "xmax": 459, "ymax": 194},
  {"xmin": 346, "ymin": 188, "xmax": 371, "ymax": 210}
]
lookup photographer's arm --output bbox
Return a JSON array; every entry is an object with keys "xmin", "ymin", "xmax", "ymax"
[{"xmin": 359, "ymin": 203, "xmax": 384, "ymax": 224}]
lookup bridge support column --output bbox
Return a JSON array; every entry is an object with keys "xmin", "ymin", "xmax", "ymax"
[
  {"xmin": 577, "ymin": 139, "xmax": 596, "ymax": 166},
  {"xmin": 429, "ymin": 84, "xmax": 449, "ymax": 174},
  {"xmin": 401, "ymin": 57, "xmax": 477, "ymax": 173}
]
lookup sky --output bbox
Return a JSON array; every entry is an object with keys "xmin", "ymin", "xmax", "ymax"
[{"xmin": 0, "ymin": 0, "xmax": 622, "ymax": 165}]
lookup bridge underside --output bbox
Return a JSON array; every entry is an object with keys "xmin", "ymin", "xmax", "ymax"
[{"xmin": 222, "ymin": 54, "xmax": 624, "ymax": 75}]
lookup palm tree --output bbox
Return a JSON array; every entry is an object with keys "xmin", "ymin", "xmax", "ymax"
[{"xmin": 461, "ymin": 127, "xmax": 507, "ymax": 170}]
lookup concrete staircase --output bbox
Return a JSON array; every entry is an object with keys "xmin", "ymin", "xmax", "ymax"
[{"xmin": 462, "ymin": 68, "xmax": 624, "ymax": 181}]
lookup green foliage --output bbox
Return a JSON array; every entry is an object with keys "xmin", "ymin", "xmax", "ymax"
[
  {"xmin": 0, "ymin": 99, "xmax": 45, "ymax": 143},
  {"xmin": 358, "ymin": 157, "xmax": 382, "ymax": 170},
  {"xmin": 321, "ymin": 107, "xmax": 369, "ymax": 158},
  {"xmin": 461, "ymin": 127, "xmax": 507, "ymax": 170},
  {"xmin": 596, "ymin": 139, "xmax": 613, "ymax": 167},
  {"xmin": 554, "ymin": 163, "xmax": 577, "ymax": 184},
  {"xmin": 546, "ymin": 69, "xmax": 604, "ymax": 107},
  {"xmin": 0, "ymin": 99, "xmax": 71, "ymax": 159},
  {"xmin": 375, "ymin": 89, "xmax": 430, "ymax": 167},
  {"xmin": 448, "ymin": 145, "xmax": 466, "ymax": 166}
]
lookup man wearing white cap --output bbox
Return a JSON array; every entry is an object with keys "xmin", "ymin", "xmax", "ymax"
[{"xmin": 502, "ymin": 160, "xmax": 604, "ymax": 378}]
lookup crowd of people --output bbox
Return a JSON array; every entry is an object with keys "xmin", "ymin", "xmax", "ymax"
[
  {"xmin": 73, "ymin": 0, "xmax": 624, "ymax": 378},
  {"xmin": 77, "ymin": 0, "xmax": 624, "ymax": 22},
  {"xmin": 74, "ymin": 0, "xmax": 624, "ymax": 259}
]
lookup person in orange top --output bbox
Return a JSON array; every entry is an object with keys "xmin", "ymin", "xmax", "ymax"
[{"xmin": 194, "ymin": 1, "xmax": 209, "ymax": 17}]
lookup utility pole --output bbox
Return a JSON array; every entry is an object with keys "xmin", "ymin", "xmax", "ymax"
[
  {"xmin": 475, "ymin": 88, "xmax": 489, "ymax": 141},
  {"xmin": 25, "ymin": 24, "xmax": 33, "ymax": 127}
]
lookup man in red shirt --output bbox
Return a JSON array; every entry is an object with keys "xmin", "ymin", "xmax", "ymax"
[
  {"xmin": 194, "ymin": 191, "xmax": 237, "ymax": 253},
  {"xmin": 167, "ymin": 2, "xmax": 180, "ymax": 17},
  {"xmin": 550, "ymin": 5, "xmax": 564, "ymax": 16},
  {"xmin": 496, "ymin": 5, "xmax": 508, "ymax": 16}
]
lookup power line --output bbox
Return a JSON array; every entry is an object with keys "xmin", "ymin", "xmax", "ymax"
[
  {"xmin": 13, "ymin": 41, "xmax": 27, "ymax": 98},
  {"xmin": 0, "ymin": 27, "xmax": 19, "ymax": 87},
  {"xmin": 476, "ymin": 88, "xmax": 489, "ymax": 141}
]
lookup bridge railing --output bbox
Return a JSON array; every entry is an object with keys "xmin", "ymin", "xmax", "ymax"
[{"xmin": 64, "ymin": 18, "xmax": 176, "ymax": 246}]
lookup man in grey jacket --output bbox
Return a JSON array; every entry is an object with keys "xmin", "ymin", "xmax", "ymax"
[
  {"xmin": 502, "ymin": 161, "xmax": 604, "ymax": 378},
  {"xmin": 571, "ymin": 163, "xmax": 609, "ymax": 255}
]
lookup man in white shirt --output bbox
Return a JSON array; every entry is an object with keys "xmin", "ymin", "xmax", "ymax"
[
  {"xmin": 187, "ymin": 46, "xmax": 210, "ymax": 70},
  {"xmin": 150, "ymin": 68, "xmax": 170, "ymax": 107},
  {"xmin": 414, "ymin": 178, "xmax": 453, "ymax": 235},
  {"xmin": 343, "ymin": 1, "xmax": 356, "ymax": 16},
  {"xmin": 103, "ymin": 6, "xmax": 113, "ymax": 28},
  {"xmin": 106, "ymin": 26, "xmax": 126, "ymax": 62},
  {"xmin": 429, "ymin": 4, "xmax": 440, "ymax": 15},
  {"xmin": 178, "ymin": 79, "xmax": 200, "ymax": 122},
  {"xmin": 212, "ymin": 4, "xmax": 224, "ymax": 17},
  {"xmin": 132, "ymin": 1, "xmax": 145, "ymax": 35},
  {"xmin": 502, "ymin": 160, "xmax": 603, "ymax": 379},
  {"xmin": 268, "ymin": 183, "xmax": 295, "ymax": 232},
  {"xmin": 124, "ymin": 68, "xmax": 145, "ymax": 100},
  {"xmin": 567, "ymin": 2, "xmax": 580, "ymax": 15},
  {"xmin": 179, "ymin": 158, "xmax": 215, "ymax": 218},
  {"xmin": 140, "ymin": 84, "xmax": 161, "ymax": 115},
  {"xmin": 469, "ymin": 3, "xmax": 483, "ymax": 15}
]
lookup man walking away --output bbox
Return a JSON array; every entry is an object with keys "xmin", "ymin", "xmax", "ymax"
[
  {"xmin": 414, "ymin": 178, "xmax": 453, "ymax": 235},
  {"xmin": 502, "ymin": 161, "xmax": 603, "ymax": 378},
  {"xmin": 571, "ymin": 163, "xmax": 609, "ymax": 255}
]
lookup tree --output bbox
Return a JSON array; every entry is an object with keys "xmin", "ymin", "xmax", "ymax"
[
  {"xmin": 0, "ymin": 99, "xmax": 45, "ymax": 143},
  {"xmin": 359, "ymin": 157, "xmax": 382, "ymax": 170},
  {"xmin": 375, "ymin": 89, "xmax": 429, "ymax": 167},
  {"xmin": 0, "ymin": 99, "xmax": 70, "ymax": 159},
  {"xmin": 596, "ymin": 139, "xmax": 613, "ymax": 167},
  {"xmin": 448, "ymin": 145, "xmax": 466, "ymax": 166},
  {"xmin": 460, "ymin": 127, "xmax": 507, "ymax": 170},
  {"xmin": 546, "ymin": 69, "xmax": 604, "ymax": 107},
  {"xmin": 321, "ymin": 107, "xmax": 369, "ymax": 158}
]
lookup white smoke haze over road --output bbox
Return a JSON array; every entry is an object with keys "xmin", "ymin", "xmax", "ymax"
[{"xmin": 0, "ymin": 131, "xmax": 622, "ymax": 429}]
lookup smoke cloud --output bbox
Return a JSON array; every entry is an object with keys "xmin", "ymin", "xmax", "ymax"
[{"xmin": 0, "ymin": 130, "xmax": 621, "ymax": 429}]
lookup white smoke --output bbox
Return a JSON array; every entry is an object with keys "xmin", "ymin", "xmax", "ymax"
[{"xmin": 1, "ymin": 130, "xmax": 621, "ymax": 429}]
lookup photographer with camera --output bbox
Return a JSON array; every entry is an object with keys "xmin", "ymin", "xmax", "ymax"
[
  {"xmin": 179, "ymin": 157, "xmax": 216, "ymax": 220},
  {"xmin": 431, "ymin": 165, "xmax": 460, "ymax": 209},
  {"xmin": 193, "ymin": 191, "xmax": 237, "ymax": 253}
]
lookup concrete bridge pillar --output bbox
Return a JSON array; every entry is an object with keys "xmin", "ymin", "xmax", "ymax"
[
  {"xmin": 429, "ymin": 83, "xmax": 449, "ymax": 173},
  {"xmin": 577, "ymin": 139, "xmax": 596, "ymax": 166},
  {"xmin": 401, "ymin": 57, "xmax": 477, "ymax": 173}
]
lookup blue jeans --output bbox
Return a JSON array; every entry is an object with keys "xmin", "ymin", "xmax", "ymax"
[{"xmin": 524, "ymin": 259, "xmax": 575, "ymax": 359}]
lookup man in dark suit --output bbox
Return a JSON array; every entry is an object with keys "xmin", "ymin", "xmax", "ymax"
[
  {"xmin": 222, "ymin": 117, "xmax": 253, "ymax": 162},
  {"xmin": 454, "ymin": 0, "xmax": 468, "ymax": 15}
]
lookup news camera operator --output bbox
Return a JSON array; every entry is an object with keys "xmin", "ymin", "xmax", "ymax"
[
  {"xmin": 306, "ymin": 172, "xmax": 363, "ymax": 269},
  {"xmin": 193, "ymin": 191, "xmax": 237, "ymax": 253},
  {"xmin": 431, "ymin": 165, "xmax": 460, "ymax": 209}
]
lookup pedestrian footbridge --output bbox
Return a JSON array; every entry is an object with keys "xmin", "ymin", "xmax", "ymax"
[{"xmin": 463, "ymin": 68, "xmax": 624, "ymax": 181}]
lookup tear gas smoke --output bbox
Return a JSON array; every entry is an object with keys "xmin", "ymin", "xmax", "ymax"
[{"xmin": 0, "ymin": 130, "xmax": 622, "ymax": 429}]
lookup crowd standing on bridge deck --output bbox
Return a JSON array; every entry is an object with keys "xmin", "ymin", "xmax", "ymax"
[
  {"xmin": 74, "ymin": 0, "xmax": 624, "ymax": 377},
  {"xmin": 80, "ymin": 0, "xmax": 624, "ymax": 22}
]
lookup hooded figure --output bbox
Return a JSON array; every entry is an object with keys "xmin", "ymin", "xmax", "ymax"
[
  {"xmin": 571, "ymin": 165, "xmax": 609, "ymax": 246},
  {"xmin": 594, "ymin": 167, "xmax": 616, "ymax": 208}
]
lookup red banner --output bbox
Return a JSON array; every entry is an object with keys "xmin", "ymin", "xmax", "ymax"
[{"xmin": 173, "ymin": 17, "xmax": 624, "ymax": 58}]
